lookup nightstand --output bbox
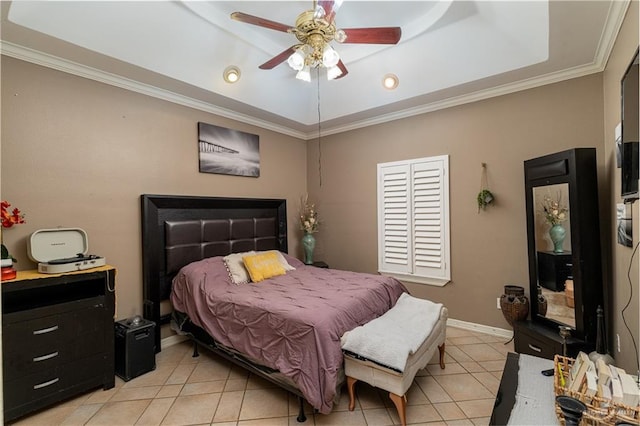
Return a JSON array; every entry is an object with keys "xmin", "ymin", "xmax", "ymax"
[
  {"xmin": 537, "ymin": 251, "xmax": 572, "ymax": 291},
  {"xmin": 312, "ymin": 261, "xmax": 329, "ymax": 268}
]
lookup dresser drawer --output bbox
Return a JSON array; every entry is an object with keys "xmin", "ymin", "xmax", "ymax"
[
  {"xmin": 3, "ymin": 297, "xmax": 107, "ymax": 380},
  {"xmin": 514, "ymin": 327, "xmax": 559, "ymax": 359},
  {"xmin": 4, "ymin": 353, "xmax": 107, "ymax": 420}
]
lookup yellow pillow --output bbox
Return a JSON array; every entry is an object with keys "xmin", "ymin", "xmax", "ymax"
[{"xmin": 242, "ymin": 252, "xmax": 286, "ymax": 283}]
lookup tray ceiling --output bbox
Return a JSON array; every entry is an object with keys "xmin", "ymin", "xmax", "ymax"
[{"xmin": 0, "ymin": 1, "xmax": 630, "ymax": 139}]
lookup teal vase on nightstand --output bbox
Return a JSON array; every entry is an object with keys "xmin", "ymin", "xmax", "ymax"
[
  {"xmin": 549, "ymin": 224, "xmax": 566, "ymax": 253},
  {"xmin": 302, "ymin": 233, "xmax": 316, "ymax": 265}
]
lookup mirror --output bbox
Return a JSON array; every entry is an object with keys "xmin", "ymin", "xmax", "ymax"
[{"xmin": 532, "ymin": 183, "xmax": 575, "ymax": 328}]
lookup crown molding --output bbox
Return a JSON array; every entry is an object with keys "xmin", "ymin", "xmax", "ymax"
[
  {"xmin": 317, "ymin": 62, "xmax": 606, "ymax": 139},
  {"xmin": 0, "ymin": 41, "xmax": 308, "ymax": 140},
  {"xmin": 315, "ymin": 0, "xmax": 630, "ymax": 139}
]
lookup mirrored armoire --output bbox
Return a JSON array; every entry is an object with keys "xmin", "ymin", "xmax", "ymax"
[{"xmin": 515, "ymin": 148, "xmax": 605, "ymax": 359}]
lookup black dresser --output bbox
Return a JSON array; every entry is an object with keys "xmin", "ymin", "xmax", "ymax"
[{"xmin": 2, "ymin": 267, "xmax": 116, "ymax": 422}]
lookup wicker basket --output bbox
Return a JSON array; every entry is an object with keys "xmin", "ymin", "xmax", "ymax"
[{"xmin": 554, "ymin": 355, "xmax": 640, "ymax": 425}]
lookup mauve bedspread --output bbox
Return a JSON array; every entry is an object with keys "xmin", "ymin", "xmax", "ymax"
[{"xmin": 170, "ymin": 254, "xmax": 407, "ymax": 414}]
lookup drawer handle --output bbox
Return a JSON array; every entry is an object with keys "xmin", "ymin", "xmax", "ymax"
[
  {"xmin": 33, "ymin": 351, "xmax": 59, "ymax": 362},
  {"xmin": 528, "ymin": 344, "xmax": 542, "ymax": 353},
  {"xmin": 33, "ymin": 378, "xmax": 59, "ymax": 390},
  {"xmin": 33, "ymin": 325, "xmax": 59, "ymax": 335}
]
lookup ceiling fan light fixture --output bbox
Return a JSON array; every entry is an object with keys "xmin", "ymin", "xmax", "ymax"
[
  {"xmin": 287, "ymin": 48, "xmax": 306, "ymax": 71},
  {"xmin": 223, "ymin": 66, "xmax": 241, "ymax": 83},
  {"xmin": 313, "ymin": 4, "xmax": 326, "ymax": 19},
  {"xmin": 383, "ymin": 73, "xmax": 399, "ymax": 90},
  {"xmin": 296, "ymin": 66, "xmax": 311, "ymax": 82},
  {"xmin": 327, "ymin": 65, "xmax": 342, "ymax": 80},
  {"xmin": 322, "ymin": 45, "xmax": 340, "ymax": 68},
  {"xmin": 334, "ymin": 29, "xmax": 347, "ymax": 43}
]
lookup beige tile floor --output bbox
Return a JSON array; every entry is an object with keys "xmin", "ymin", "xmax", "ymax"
[{"xmin": 11, "ymin": 326, "xmax": 514, "ymax": 426}]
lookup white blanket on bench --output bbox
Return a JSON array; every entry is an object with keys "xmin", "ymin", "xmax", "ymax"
[{"xmin": 341, "ymin": 292, "xmax": 443, "ymax": 372}]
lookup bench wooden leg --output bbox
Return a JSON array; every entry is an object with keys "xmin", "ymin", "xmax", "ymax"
[
  {"xmin": 438, "ymin": 342, "xmax": 446, "ymax": 369},
  {"xmin": 346, "ymin": 376, "xmax": 357, "ymax": 411},
  {"xmin": 389, "ymin": 392, "xmax": 407, "ymax": 426}
]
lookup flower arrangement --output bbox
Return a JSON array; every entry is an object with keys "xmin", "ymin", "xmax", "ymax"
[
  {"xmin": 541, "ymin": 194, "xmax": 568, "ymax": 226},
  {"xmin": 299, "ymin": 195, "xmax": 319, "ymax": 234},
  {"xmin": 1, "ymin": 200, "xmax": 26, "ymax": 261}
]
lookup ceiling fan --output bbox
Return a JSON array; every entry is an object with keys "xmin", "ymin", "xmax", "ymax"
[{"xmin": 231, "ymin": 0, "xmax": 402, "ymax": 81}]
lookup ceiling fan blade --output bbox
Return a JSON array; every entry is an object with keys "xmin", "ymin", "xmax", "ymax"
[
  {"xmin": 259, "ymin": 46, "xmax": 297, "ymax": 70},
  {"xmin": 231, "ymin": 12, "xmax": 292, "ymax": 33},
  {"xmin": 335, "ymin": 60, "xmax": 348, "ymax": 79},
  {"xmin": 339, "ymin": 27, "xmax": 402, "ymax": 44}
]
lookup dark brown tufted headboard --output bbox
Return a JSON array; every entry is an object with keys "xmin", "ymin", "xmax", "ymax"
[
  {"xmin": 164, "ymin": 218, "xmax": 280, "ymax": 274},
  {"xmin": 141, "ymin": 195, "xmax": 287, "ymax": 351}
]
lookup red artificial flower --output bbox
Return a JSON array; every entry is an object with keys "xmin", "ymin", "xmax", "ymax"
[
  {"xmin": 10, "ymin": 208, "xmax": 25, "ymax": 225},
  {"xmin": 1, "ymin": 201, "xmax": 26, "ymax": 228}
]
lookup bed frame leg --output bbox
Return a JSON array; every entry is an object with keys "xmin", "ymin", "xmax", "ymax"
[
  {"xmin": 192, "ymin": 341, "xmax": 200, "ymax": 358},
  {"xmin": 296, "ymin": 396, "xmax": 307, "ymax": 422},
  {"xmin": 438, "ymin": 343, "xmax": 446, "ymax": 369}
]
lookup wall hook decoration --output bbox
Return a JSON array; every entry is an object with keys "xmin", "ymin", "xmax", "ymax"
[{"xmin": 477, "ymin": 163, "xmax": 495, "ymax": 213}]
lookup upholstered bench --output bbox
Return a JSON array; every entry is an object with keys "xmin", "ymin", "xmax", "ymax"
[{"xmin": 341, "ymin": 294, "xmax": 448, "ymax": 426}]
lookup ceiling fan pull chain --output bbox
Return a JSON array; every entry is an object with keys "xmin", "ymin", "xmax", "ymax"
[{"xmin": 317, "ymin": 68, "xmax": 323, "ymax": 187}]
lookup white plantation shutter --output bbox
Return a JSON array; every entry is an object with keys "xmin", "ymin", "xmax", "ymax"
[
  {"xmin": 377, "ymin": 156, "xmax": 450, "ymax": 286},
  {"xmin": 412, "ymin": 160, "xmax": 448, "ymax": 280},
  {"xmin": 379, "ymin": 164, "xmax": 411, "ymax": 273}
]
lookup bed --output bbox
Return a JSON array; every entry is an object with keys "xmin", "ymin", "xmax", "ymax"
[{"xmin": 140, "ymin": 194, "xmax": 407, "ymax": 419}]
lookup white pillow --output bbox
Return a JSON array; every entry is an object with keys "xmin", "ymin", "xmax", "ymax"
[
  {"xmin": 268, "ymin": 250, "xmax": 296, "ymax": 271},
  {"xmin": 223, "ymin": 250, "xmax": 295, "ymax": 284},
  {"xmin": 223, "ymin": 251, "xmax": 255, "ymax": 284}
]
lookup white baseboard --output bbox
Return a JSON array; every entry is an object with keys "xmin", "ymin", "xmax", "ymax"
[
  {"xmin": 447, "ymin": 318, "xmax": 513, "ymax": 339},
  {"xmin": 161, "ymin": 334, "xmax": 188, "ymax": 349}
]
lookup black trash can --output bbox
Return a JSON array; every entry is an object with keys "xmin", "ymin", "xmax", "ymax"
[{"xmin": 115, "ymin": 317, "xmax": 156, "ymax": 381}]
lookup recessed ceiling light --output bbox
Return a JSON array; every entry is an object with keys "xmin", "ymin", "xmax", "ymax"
[
  {"xmin": 223, "ymin": 66, "xmax": 241, "ymax": 83},
  {"xmin": 382, "ymin": 73, "xmax": 399, "ymax": 90}
]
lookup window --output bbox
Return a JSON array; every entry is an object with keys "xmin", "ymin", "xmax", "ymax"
[{"xmin": 377, "ymin": 155, "xmax": 450, "ymax": 286}]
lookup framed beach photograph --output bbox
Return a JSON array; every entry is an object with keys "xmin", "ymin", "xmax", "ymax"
[{"xmin": 198, "ymin": 122, "xmax": 260, "ymax": 177}]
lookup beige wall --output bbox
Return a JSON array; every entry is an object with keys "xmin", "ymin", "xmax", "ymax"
[
  {"xmin": 602, "ymin": 0, "xmax": 639, "ymax": 374},
  {"xmin": 0, "ymin": 57, "xmax": 308, "ymax": 319},
  {"xmin": 307, "ymin": 76, "xmax": 609, "ymax": 340}
]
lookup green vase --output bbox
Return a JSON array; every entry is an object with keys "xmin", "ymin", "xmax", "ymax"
[
  {"xmin": 549, "ymin": 224, "xmax": 566, "ymax": 253},
  {"xmin": 302, "ymin": 233, "xmax": 316, "ymax": 265}
]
